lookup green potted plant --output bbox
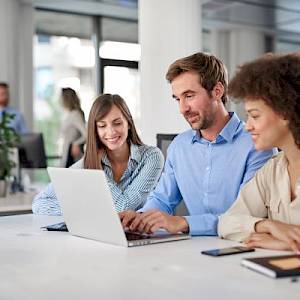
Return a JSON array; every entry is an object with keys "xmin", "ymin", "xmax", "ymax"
[{"xmin": 0, "ymin": 112, "xmax": 20, "ymax": 197}]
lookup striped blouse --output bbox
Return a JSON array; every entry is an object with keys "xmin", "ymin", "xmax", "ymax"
[{"xmin": 32, "ymin": 144, "xmax": 164, "ymax": 215}]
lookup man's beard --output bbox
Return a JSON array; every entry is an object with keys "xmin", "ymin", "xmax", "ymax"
[{"xmin": 185, "ymin": 112, "xmax": 215, "ymax": 130}]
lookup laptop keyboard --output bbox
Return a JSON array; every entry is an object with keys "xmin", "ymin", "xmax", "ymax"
[{"xmin": 125, "ymin": 231, "xmax": 151, "ymax": 241}]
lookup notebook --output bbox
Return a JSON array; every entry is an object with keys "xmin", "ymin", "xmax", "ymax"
[
  {"xmin": 47, "ymin": 167, "xmax": 190, "ymax": 247},
  {"xmin": 242, "ymin": 254, "xmax": 300, "ymax": 278}
]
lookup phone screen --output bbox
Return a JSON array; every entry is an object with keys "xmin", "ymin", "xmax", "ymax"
[{"xmin": 201, "ymin": 246, "xmax": 255, "ymax": 256}]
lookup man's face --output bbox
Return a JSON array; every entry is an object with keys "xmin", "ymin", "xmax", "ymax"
[
  {"xmin": 171, "ymin": 71, "xmax": 217, "ymax": 130},
  {"xmin": 0, "ymin": 86, "xmax": 9, "ymax": 107}
]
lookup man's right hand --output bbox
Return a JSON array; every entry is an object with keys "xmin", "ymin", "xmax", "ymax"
[{"xmin": 119, "ymin": 210, "xmax": 139, "ymax": 229}]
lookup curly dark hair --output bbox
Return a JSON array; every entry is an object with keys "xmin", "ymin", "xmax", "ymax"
[{"xmin": 228, "ymin": 53, "xmax": 300, "ymax": 149}]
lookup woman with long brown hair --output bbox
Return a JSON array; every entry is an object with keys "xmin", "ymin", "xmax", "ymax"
[
  {"xmin": 33, "ymin": 94, "xmax": 164, "ymax": 214},
  {"xmin": 59, "ymin": 87, "xmax": 86, "ymax": 167}
]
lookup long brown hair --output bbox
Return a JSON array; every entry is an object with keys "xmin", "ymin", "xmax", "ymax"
[
  {"xmin": 61, "ymin": 87, "xmax": 85, "ymax": 121},
  {"xmin": 84, "ymin": 94, "xmax": 143, "ymax": 169}
]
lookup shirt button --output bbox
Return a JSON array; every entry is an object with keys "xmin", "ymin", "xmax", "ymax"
[{"xmin": 206, "ymin": 166, "xmax": 210, "ymax": 171}]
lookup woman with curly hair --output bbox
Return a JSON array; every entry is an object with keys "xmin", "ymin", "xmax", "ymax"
[{"xmin": 218, "ymin": 53, "xmax": 300, "ymax": 252}]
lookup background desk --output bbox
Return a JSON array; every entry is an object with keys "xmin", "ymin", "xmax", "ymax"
[
  {"xmin": 0, "ymin": 214, "xmax": 299, "ymax": 300},
  {"xmin": 0, "ymin": 183, "xmax": 43, "ymax": 216},
  {"xmin": 0, "ymin": 192, "xmax": 35, "ymax": 216}
]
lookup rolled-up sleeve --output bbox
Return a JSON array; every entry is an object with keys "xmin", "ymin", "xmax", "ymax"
[{"xmin": 218, "ymin": 166, "xmax": 269, "ymax": 242}]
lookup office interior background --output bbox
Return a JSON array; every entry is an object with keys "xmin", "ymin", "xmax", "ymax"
[{"xmin": 1, "ymin": 0, "xmax": 300, "ymax": 176}]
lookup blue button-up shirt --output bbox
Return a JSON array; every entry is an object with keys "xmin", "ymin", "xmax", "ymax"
[
  {"xmin": 0, "ymin": 107, "xmax": 28, "ymax": 135},
  {"xmin": 141, "ymin": 112, "xmax": 275, "ymax": 236}
]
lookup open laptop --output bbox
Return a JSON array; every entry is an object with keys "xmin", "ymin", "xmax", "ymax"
[{"xmin": 47, "ymin": 167, "xmax": 190, "ymax": 247}]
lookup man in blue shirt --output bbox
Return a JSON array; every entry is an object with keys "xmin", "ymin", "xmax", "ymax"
[
  {"xmin": 0, "ymin": 82, "xmax": 28, "ymax": 135},
  {"xmin": 120, "ymin": 52, "xmax": 275, "ymax": 236}
]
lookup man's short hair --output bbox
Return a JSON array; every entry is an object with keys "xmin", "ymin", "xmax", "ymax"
[
  {"xmin": 166, "ymin": 52, "xmax": 228, "ymax": 105},
  {"xmin": 0, "ymin": 82, "xmax": 9, "ymax": 89}
]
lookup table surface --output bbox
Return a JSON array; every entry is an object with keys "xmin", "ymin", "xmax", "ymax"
[{"xmin": 0, "ymin": 214, "xmax": 299, "ymax": 300}]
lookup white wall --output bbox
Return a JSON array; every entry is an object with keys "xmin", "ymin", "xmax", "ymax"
[
  {"xmin": 139, "ymin": 0, "xmax": 202, "ymax": 145},
  {"xmin": 211, "ymin": 28, "xmax": 267, "ymax": 120},
  {"xmin": 0, "ymin": 0, "xmax": 34, "ymax": 130}
]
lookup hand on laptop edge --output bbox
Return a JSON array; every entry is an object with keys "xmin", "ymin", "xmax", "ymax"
[{"xmin": 119, "ymin": 209, "xmax": 189, "ymax": 234}]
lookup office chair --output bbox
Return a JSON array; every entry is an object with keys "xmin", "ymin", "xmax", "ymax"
[{"xmin": 156, "ymin": 133, "xmax": 189, "ymax": 216}]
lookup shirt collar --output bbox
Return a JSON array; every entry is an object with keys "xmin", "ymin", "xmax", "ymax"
[
  {"xmin": 101, "ymin": 142, "xmax": 141, "ymax": 167},
  {"xmin": 192, "ymin": 112, "xmax": 241, "ymax": 144},
  {"xmin": 129, "ymin": 143, "xmax": 142, "ymax": 163},
  {"xmin": 277, "ymin": 151, "xmax": 287, "ymax": 167},
  {"xmin": 218, "ymin": 112, "xmax": 241, "ymax": 143}
]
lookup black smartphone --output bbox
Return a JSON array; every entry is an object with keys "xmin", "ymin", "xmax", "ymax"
[{"xmin": 201, "ymin": 246, "xmax": 255, "ymax": 257}]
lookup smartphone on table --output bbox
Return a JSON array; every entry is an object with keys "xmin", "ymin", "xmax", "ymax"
[{"xmin": 201, "ymin": 246, "xmax": 255, "ymax": 257}]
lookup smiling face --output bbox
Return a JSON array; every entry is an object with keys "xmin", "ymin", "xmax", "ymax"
[
  {"xmin": 245, "ymin": 98, "xmax": 289, "ymax": 150},
  {"xmin": 96, "ymin": 104, "xmax": 129, "ymax": 151},
  {"xmin": 171, "ymin": 71, "xmax": 218, "ymax": 130}
]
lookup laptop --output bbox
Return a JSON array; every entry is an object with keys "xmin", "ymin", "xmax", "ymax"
[{"xmin": 47, "ymin": 167, "xmax": 190, "ymax": 247}]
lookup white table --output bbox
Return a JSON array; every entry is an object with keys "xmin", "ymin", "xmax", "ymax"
[{"xmin": 0, "ymin": 214, "xmax": 299, "ymax": 300}]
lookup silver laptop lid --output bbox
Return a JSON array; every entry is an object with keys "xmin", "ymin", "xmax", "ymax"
[{"xmin": 47, "ymin": 167, "xmax": 128, "ymax": 247}]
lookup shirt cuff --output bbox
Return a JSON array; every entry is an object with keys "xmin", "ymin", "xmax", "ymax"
[{"xmin": 184, "ymin": 214, "xmax": 218, "ymax": 236}]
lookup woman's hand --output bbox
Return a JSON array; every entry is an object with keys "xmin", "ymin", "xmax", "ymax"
[
  {"xmin": 255, "ymin": 220, "xmax": 300, "ymax": 253},
  {"xmin": 244, "ymin": 233, "xmax": 291, "ymax": 251}
]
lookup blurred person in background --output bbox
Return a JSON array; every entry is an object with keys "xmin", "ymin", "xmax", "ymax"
[
  {"xmin": 0, "ymin": 82, "xmax": 28, "ymax": 135},
  {"xmin": 59, "ymin": 87, "xmax": 86, "ymax": 167}
]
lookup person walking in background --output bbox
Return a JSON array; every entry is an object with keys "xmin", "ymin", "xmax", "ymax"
[
  {"xmin": 218, "ymin": 53, "xmax": 300, "ymax": 252},
  {"xmin": 0, "ymin": 82, "xmax": 28, "ymax": 135},
  {"xmin": 32, "ymin": 93, "xmax": 164, "ymax": 215},
  {"xmin": 59, "ymin": 87, "xmax": 86, "ymax": 167}
]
